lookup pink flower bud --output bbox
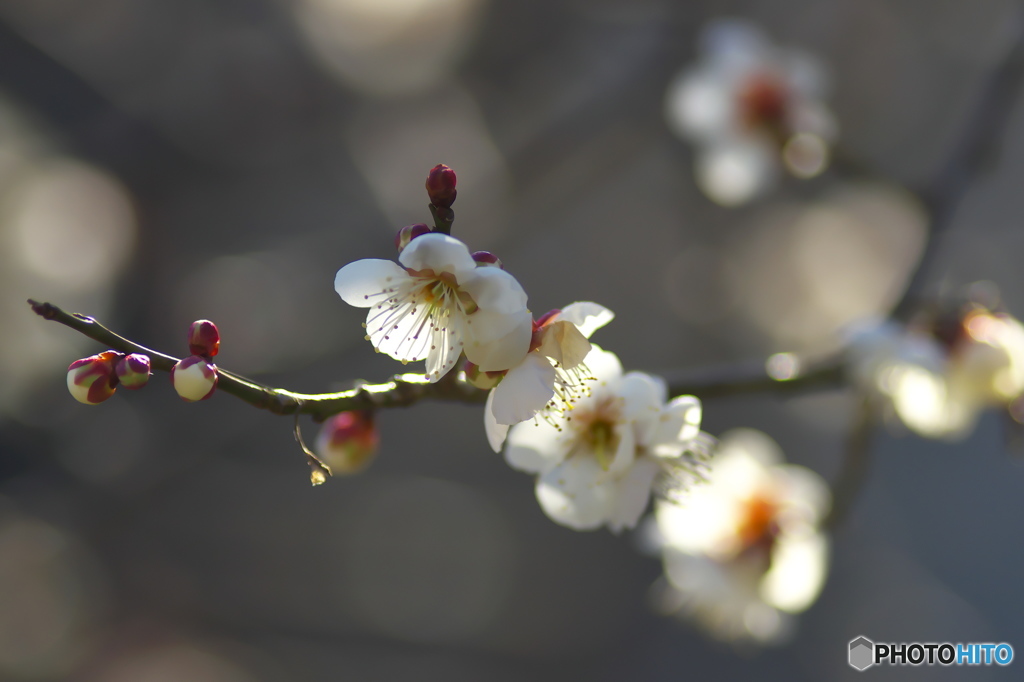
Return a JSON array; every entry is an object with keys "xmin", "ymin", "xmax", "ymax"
[
  {"xmin": 471, "ymin": 251, "xmax": 503, "ymax": 269},
  {"xmin": 425, "ymin": 164, "xmax": 457, "ymax": 208},
  {"xmin": 314, "ymin": 411, "xmax": 379, "ymax": 475},
  {"xmin": 67, "ymin": 351, "xmax": 120, "ymax": 404},
  {"xmin": 394, "ymin": 223, "xmax": 432, "ymax": 252},
  {"xmin": 115, "ymin": 353, "xmax": 151, "ymax": 389},
  {"xmin": 188, "ymin": 319, "xmax": 220, "ymax": 358},
  {"xmin": 171, "ymin": 355, "xmax": 218, "ymax": 401},
  {"xmin": 464, "ymin": 360, "xmax": 504, "ymax": 390}
]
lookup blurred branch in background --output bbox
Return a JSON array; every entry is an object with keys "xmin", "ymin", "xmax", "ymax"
[
  {"xmin": 824, "ymin": 395, "xmax": 876, "ymax": 530},
  {"xmin": 891, "ymin": 6, "xmax": 1024, "ymax": 321}
]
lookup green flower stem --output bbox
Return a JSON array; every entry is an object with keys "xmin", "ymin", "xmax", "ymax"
[{"xmin": 428, "ymin": 203, "xmax": 455, "ymax": 235}]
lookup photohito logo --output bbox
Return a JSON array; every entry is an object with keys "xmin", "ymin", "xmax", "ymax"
[{"xmin": 848, "ymin": 636, "xmax": 1013, "ymax": 671}]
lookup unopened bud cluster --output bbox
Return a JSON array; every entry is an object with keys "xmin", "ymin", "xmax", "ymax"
[
  {"xmin": 67, "ymin": 350, "xmax": 152, "ymax": 405},
  {"xmin": 66, "ymin": 319, "xmax": 223, "ymax": 405},
  {"xmin": 172, "ymin": 319, "xmax": 221, "ymax": 402}
]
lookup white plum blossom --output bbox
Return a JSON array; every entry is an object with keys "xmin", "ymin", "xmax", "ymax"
[
  {"xmin": 335, "ymin": 233, "xmax": 532, "ymax": 382},
  {"xmin": 846, "ymin": 308, "xmax": 1024, "ymax": 439},
  {"xmin": 502, "ymin": 345, "xmax": 712, "ymax": 533},
  {"xmin": 665, "ymin": 19, "xmax": 836, "ymax": 206},
  {"xmin": 646, "ymin": 429, "xmax": 830, "ymax": 645},
  {"xmin": 484, "ymin": 302, "xmax": 615, "ymax": 452}
]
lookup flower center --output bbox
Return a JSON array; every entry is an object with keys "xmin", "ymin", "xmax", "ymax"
[
  {"xmin": 408, "ymin": 269, "xmax": 478, "ymax": 315},
  {"xmin": 566, "ymin": 396, "xmax": 623, "ymax": 469},
  {"xmin": 585, "ymin": 419, "xmax": 618, "ymax": 469},
  {"xmin": 735, "ymin": 494, "xmax": 780, "ymax": 562},
  {"xmin": 737, "ymin": 72, "xmax": 790, "ymax": 140},
  {"xmin": 360, "ymin": 268, "xmax": 473, "ymax": 364}
]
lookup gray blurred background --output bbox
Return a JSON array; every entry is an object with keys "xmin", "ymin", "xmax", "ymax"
[{"xmin": 1, "ymin": 0, "xmax": 1023, "ymax": 679}]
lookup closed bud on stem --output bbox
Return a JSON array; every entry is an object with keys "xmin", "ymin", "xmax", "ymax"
[
  {"xmin": 115, "ymin": 353, "xmax": 152, "ymax": 389},
  {"xmin": 67, "ymin": 351, "xmax": 120, "ymax": 404},
  {"xmin": 471, "ymin": 251, "xmax": 503, "ymax": 269},
  {"xmin": 464, "ymin": 360, "xmax": 505, "ymax": 390},
  {"xmin": 394, "ymin": 223, "xmax": 432, "ymax": 253},
  {"xmin": 188, "ymin": 319, "xmax": 220, "ymax": 358},
  {"xmin": 171, "ymin": 355, "xmax": 218, "ymax": 401},
  {"xmin": 314, "ymin": 411, "xmax": 379, "ymax": 475},
  {"xmin": 425, "ymin": 164, "xmax": 457, "ymax": 207}
]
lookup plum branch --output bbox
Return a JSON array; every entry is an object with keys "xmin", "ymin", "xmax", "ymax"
[{"xmin": 29, "ymin": 299, "xmax": 844, "ymax": 422}]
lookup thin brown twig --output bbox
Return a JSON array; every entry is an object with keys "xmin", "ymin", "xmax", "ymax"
[
  {"xmin": 824, "ymin": 396, "xmax": 876, "ymax": 530},
  {"xmin": 29, "ymin": 299, "xmax": 843, "ymax": 422},
  {"xmin": 29, "ymin": 299, "xmax": 484, "ymax": 421},
  {"xmin": 293, "ymin": 414, "xmax": 333, "ymax": 485}
]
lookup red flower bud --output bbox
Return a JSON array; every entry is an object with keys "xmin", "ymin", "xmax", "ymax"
[
  {"xmin": 314, "ymin": 411, "xmax": 379, "ymax": 475},
  {"xmin": 395, "ymin": 223, "xmax": 432, "ymax": 253},
  {"xmin": 471, "ymin": 251, "xmax": 503, "ymax": 269},
  {"xmin": 171, "ymin": 355, "xmax": 218, "ymax": 401},
  {"xmin": 425, "ymin": 164, "xmax": 457, "ymax": 208},
  {"xmin": 188, "ymin": 319, "xmax": 220, "ymax": 358},
  {"xmin": 67, "ymin": 351, "xmax": 120, "ymax": 404},
  {"xmin": 115, "ymin": 353, "xmax": 152, "ymax": 389}
]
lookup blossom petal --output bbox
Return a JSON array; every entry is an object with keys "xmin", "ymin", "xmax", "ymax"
[
  {"xmin": 459, "ymin": 266, "xmax": 528, "ymax": 315},
  {"xmin": 363, "ymin": 293, "xmax": 434, "ymax": 363},
  {"xmin": 536, "ymin": 457, "xmax": 614, "ymax": 531},
  {"xmin": 761, "ymin": 532, "xmax": 829, "ymax": 613},
  {"xmin": 490, "ymin": 353, "xmax": 556, "ymax": 424},
  {"xmin": 536, "ymin": 321, "xmax": 591, "ymax": 370},
  {"xmin": 334, "ymin": 259, "xmax": 408, "ymax": 308},
  {"xmin": 581, "ymin": 345, "xmax": 623, "ymax": 386},
  {"xmin": 617, "ymin": 372, "xmax": 668, "ymax": 444},
  {"xmin": 696, "ymin": 138, "xmax": 776, "ymax": 207},
  {"xmin": 607, "ymin": 456, "xmax": 660, "ymax": 533},
  {"xmin": 463, "ymin": 308, "xmax": 532, "ymax": 372},
  {"xmin": 484, "ymin": 389, "xmax": 510, "ymax": 452},
  {"xmin": 776, "ymin": 464, "xmax": 831, "ymax": 524},
  {"xmin": 650, "ymin": 396, "xmax": 703, "ymax": 457},
  {"xmin": 701, "ymin": 19, "xmax": 768, "ymax": 64},
  {"xmin": 423, "ymin": 317, "xmax": 464, "ymax": 381},
  {"xmin": 665, "ymin": 68, "xmax": 733, "ymax": 140},
  {"xmin": 557, "ymin": 302, "xmax": 615, "ymax": 339},
  {"xmin": 505, "ymin": 416, "xmax": 566, "ymax": 475},
  {"xmin": 398, "ymin": 233, "xmax": 476, "ymax": 277}
]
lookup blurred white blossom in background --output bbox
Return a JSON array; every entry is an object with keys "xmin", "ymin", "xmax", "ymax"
[
  {"xmin": 645, "ymin": 429, "xmax": 830, "ymax": 644},
  {"xmin": 846, "ymin": 297, "xmax": 1024, "ymax": 439},
  {"xmin": 665, "ymin": 19, "xmax": 837, "ymax": 206}
]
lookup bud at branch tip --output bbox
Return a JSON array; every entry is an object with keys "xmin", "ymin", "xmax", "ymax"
[
  {"xmin": 67, "ymin": 351, "xmax": 121, "ymax": 404},
  {"xmin": 425, "ymin": 164, "xmax": 457, "ymax": 208}
]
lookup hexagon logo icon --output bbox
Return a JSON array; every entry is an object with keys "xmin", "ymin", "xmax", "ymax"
[{"xmin": 849, "ymin": 636, "xmax": 875, "ymax": 671}]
